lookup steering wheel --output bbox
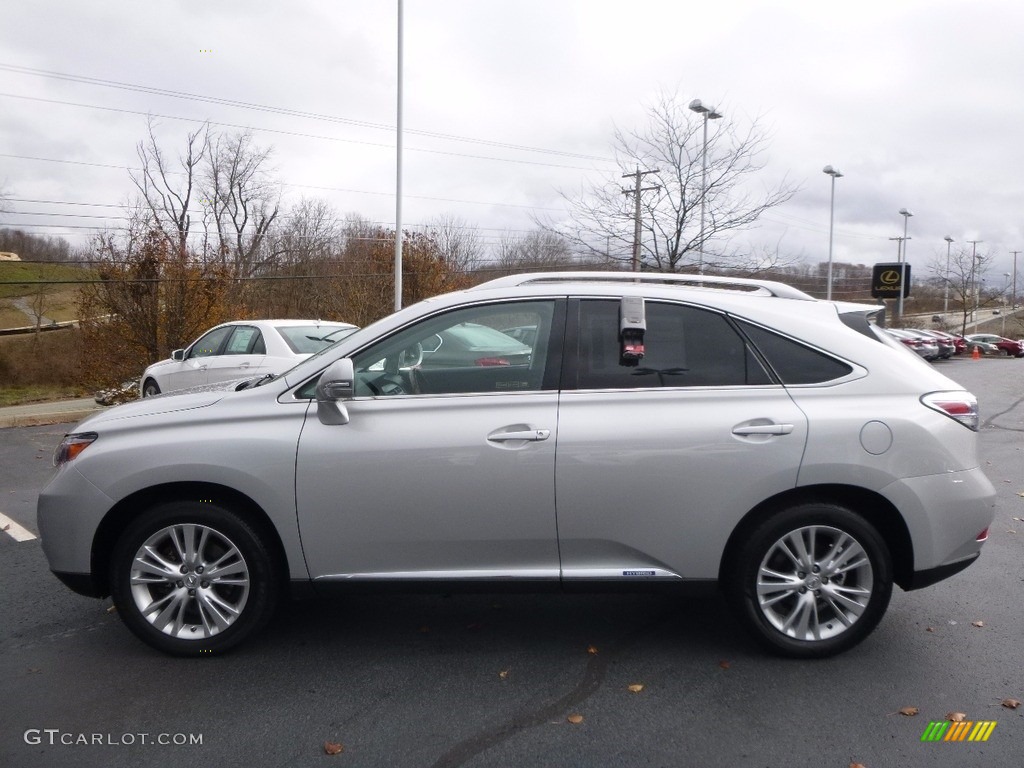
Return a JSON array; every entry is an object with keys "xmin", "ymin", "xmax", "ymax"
[
  {"xmin": 365, "ymin": 374, "xmax": 407, "ymax": 396},
  {"xmin": 398, "ymin": 341, "xmax": 423, "ymax": 368}
]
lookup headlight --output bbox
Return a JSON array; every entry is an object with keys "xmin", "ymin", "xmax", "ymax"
[{"xmin": 53, "ymin": 432, "xmax": 98, "ymax": 467}]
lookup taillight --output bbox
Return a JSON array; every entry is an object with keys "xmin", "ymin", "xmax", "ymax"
[
  {"xmin": 53, "ymin": 432, "xmax": 98, "ymax": 466},
  {"xmin": 976, "ymin": 527, "xmax": 989, "ymax": 542},
  {"xmin": 921, "ymin": 392, "xmax": 979, "ymax": 431},
  {"xmin": 474, "ymin": 357, "xmax": 511, "ymax": 366}
]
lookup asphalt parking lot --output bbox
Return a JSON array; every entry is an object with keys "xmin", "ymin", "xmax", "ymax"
[{"xmin": 1, "ymin": 357, "xmax": 1022, "ymax": 768}]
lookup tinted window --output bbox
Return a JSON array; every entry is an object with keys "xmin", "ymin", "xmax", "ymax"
[
  {"xmin": 187, "ymin": 326, "xmax": 232, "ymax": 359},
  {"xmin": 738, "ymin": 321, "xmax": 853, "ymax": 384},
  {"xmin": 575, "ymin": 300, "xmax": 772, "ymax": 389},
  {"xmin": 352, "ymin": 301, "xmax": 556, "ymax": 396}
]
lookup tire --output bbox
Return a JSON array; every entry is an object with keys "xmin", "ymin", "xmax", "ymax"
[
  {"xmin": 109, "ymin": 501, "xmax": 280, "ymax": 656},
  {"xmin": 142, "ymin": 379, "xmax": 161, "ymax": 397},
  {"xmin": 727, "ymin": 503, "xmax": 892, "ymax": 658}
]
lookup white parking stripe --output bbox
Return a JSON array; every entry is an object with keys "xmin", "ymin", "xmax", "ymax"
[{"xmin": 0, "ymin": 511, "xmax": 37, "ymax": 542}]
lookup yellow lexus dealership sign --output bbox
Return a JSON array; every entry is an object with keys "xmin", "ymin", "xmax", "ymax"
[{"xmin": 871, "ymin": 262, "xmax": 910, "ymax": 298}]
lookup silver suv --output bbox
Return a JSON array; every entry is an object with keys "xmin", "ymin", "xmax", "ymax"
[{"xmin": 38, "ymin": 272, "xmax": 996, "ymax": 658}]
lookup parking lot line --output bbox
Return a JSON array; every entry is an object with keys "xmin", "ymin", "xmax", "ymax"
[{"xmin": 0, "ymin": 511, "xmax": 37, "ymax": 542}]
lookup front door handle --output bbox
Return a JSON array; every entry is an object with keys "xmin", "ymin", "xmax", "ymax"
[
  {"xmin": 732, "ymin": 423, "xmax": 794, "ymax": 436},
  {"xmin": 488, "ymin": 428, "xmax": 551, "ymax": 442}
]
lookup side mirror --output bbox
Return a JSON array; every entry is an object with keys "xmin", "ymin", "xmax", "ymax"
[
  {"xmin": 315, "ymin": 358, "xmax": 355, "ymax": 425},
  {"xmin": 172, "ymin": 349, "xmax": 185, "ymax": 361}
]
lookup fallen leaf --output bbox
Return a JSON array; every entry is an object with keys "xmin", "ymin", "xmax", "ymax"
[
  {"xmin": 1013, "ymin": 517, "xmax": 1024, "ymax": 522},
  {"xmin": 1007, "ymin": 530, "xmax": 1017, "ymax": 534},
  {"xmin": 323, "ymin": 741, "xmax": 344, "ymax": 755},
  {"xmin": 850, "ymin": 763, "xmax": 867, "ymax": 768},
  {"xmin": 718, "ymin": 660, "xmax": 731, "ymax": 670},
  {"xmin": 926, "ymin": 627, "xmax": 935, "ymax": 632},
  {"xmin": 418, "ymin": 626, "xmax": 430, "ymax": 633},
  {"xmin": 946, "ymin": 712, "xmax": 967, "ymax": 722},
  {"xmin": 498, "ymin": 669, "xmax": 510, "ymax": 680},
  {"xmin": 1002, "ymin": 698, "xmax": 1022, "ymax": 709},
  {"xmin": 567, "ymin": 714, "xmax": 584, "ymax": 724},
  {"xmin": 971, "ymin": 620, "xmax": 985, "ymax": 628},
  {"xmin": 627, "ymin": 684, "xmax": 644, "ymax": 693},
  {"xmin": 106, "ymin": 605, "xmax": 117, "ymax": 614},
  {"xmin": 587, "ymin": 645, "xmax": 598, "ymax": 655},
  {"xmin": 899, "ymin": 706, "xmax": 920, "ymax": 716}
]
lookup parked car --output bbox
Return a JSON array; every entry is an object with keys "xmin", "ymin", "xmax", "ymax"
[
  {"xmin": 39, "ymin": 272, "xmax": 995, "ymax": 659},
  {"xmin": 418, "ymin": 323, "xmax": 533, "ymax": 368},
  {"xmin": 964, "ymin": 333, "xmax": 1024, "ymax": 357},
  {"xmin": 883, "ymin": 328, "xmax": 940, "ymax": 360},
  {"xmin": 927, "ymin": 330, "xmax": 967, "ymax": 355},
  {"xmin": 905, "ymin": 329, "xmax": 955, "ymax": 359},
  {"xmin": 139, "ymin": 319, "xmax": 358, "ymax": 397}
]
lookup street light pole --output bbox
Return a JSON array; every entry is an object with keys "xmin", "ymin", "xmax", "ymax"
[
  {"xmin": 688, "ymin": 99, "xmax": 722, "ymax": 275},
  {"xmin": 967, "ymin": 239, "xmax": 982, "ymax": 332},
  {"xmin": 1011, "ymin": 250, "xmax": 1020, "ymax": 312},
  {"xmin": 943, "ymin": 236, "xmax": 954, "ymax": 315},
  {"xmin": 898, "ymin": 208, "xmax": 913, "ymax": 319},
  {"xmin": 823, "ymin": 166, "xmax": 843, "ymax": 300}
]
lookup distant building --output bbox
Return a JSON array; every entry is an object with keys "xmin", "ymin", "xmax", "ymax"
[{"xmin": 0, "ymin": 252, "xmax": 21, "ymax": 262}]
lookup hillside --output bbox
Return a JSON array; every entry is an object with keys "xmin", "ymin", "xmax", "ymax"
[{"xmin": 0, "ymin": 261, "xmax": 95, "ymax": 329}]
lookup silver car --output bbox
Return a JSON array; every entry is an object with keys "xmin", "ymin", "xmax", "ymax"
[{"xmin": 38, "ymin": 272, "xmax": 995, "ymax": 658}]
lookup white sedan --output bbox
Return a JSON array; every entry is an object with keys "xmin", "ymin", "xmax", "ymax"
[{"xmin": 139, "ymin": 319, "xmax": 358, "ymax": 397}]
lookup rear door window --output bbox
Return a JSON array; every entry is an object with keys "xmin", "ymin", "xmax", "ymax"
[{"xmin": 571, "ymin": 299, "xmax": 772, "ymax": 389}]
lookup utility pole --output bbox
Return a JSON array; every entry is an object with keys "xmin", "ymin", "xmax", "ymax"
[
  {"xmin": 622, "ymin": 167, "xmax": 660, "ymax": 272},
  {"xmin": 967, "ymin": 240, "xmax": 982, "ymax": 332},
  {"xmin": 887, "ymin": 236, "xmax": 910, "ymax": 321},
  {"xmin": 1011, "ymin": 250, "xmax": 1020, "ymax": 311}
]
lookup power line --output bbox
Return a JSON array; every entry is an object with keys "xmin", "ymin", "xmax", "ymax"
[
  {"xmin": 0, "ymin": 156, "xmax": 569, "ymax": 212},
  {"xmin": 0, "ymin": 92, "xmax": 609, "ymax": 171},
  {"xmin": 0, "ymin": 62, "xmax": 615, "ymax": 163}
]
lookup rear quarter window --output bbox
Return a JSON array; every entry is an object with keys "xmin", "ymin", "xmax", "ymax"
[{"xmin": 738, "ymin": 321, "xmax": 853, "ymax": 385}]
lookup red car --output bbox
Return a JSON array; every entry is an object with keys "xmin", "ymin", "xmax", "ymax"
[
  {"xmin": 965, "ymin": 333, "xmax": 1024, "ymax": 357},
  {"xmin": 924, "ymin": 330, "xmax": 967, "ymax": 355}
]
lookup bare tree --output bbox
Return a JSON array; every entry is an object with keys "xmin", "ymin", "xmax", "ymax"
[
  {"xmin": 496, "ymin": 230, "xmax": 577, "ymax": 274},
  {"xmin": 131, "ymin": 118, "xmax": 209, "ymax": 259},
  {"xmin": 545, "ymin": 89, "xmax": 797, "ymax": 273},
  {"xmin": 426, "ymin": 214, "xmax": 484, "ymax": 274},
  {"xmin": 929, "ymin": 245, "xmax": 994, "ymax": 335},
  {"xmin": 204, "ymin": 130, "xmax": 281, "ymax": 278}
]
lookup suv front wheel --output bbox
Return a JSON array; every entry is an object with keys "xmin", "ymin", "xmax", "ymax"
[
  {"xmin": 109, "ymin": 501, "xmax": 280, "ymax": 656},
  {"xmin": 729, "ymin": 503, "xmax": 893, "ymax": 658}
]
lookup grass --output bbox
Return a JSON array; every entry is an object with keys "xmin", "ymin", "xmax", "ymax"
[
  {"xmin": 0, "ymin": 261, "xmax": 95, "ymax": 331},
  {"xmin": 0, "ymin": 328, "xmax": 89, "ymax": 404},
  {"xmin": 0, "ymin": 384, "xmax": 87, "ymax": 407}
]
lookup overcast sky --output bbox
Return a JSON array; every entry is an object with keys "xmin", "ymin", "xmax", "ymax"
[{"xmin": 2, "ymin": 0, "xmax": 1024, "ymax": 286}]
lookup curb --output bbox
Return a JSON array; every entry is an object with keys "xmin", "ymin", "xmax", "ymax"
[{"xmin": 0, "ymin": 401, "xmax": 104, "ymax": 430}]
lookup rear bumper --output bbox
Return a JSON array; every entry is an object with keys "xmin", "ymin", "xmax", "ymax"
[
  {"xmin": 53, "ymin": 570, "xmax": 105, "ymax": 598},
  {"xmin": 904, "ymin": 552, "xmax": 980, "ymax": 591}
]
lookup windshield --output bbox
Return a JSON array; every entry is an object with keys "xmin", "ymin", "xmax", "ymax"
[{"xmin": 276, "ymin": 324, "xmax": 358, "ymax": 354}]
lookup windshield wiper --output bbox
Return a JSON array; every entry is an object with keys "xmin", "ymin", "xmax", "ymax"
[{"xmin": 236, "ymin": 373, "xmax": 277, "ymax": 391}]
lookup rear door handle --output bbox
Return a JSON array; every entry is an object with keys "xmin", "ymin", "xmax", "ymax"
[
  {"xmin": 488, "ymin": 429, "xmax": 551, "ymax": 442},
  {"xmin": 732, "ymin": 423, "xmax": 794, "ymax": 436}
]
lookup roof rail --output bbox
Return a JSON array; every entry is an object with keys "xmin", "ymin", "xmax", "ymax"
[{"xmin": 471, "ymin": 271, "xmax": 816, "ymax": 301}]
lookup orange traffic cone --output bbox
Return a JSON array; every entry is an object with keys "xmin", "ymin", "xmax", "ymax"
[{"xmin": 971, "ymin": 345, "xmax": 981, "ymax": 360}]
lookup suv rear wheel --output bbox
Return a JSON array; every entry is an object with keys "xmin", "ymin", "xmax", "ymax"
[
  {"xmin": 109, "ymin": 501, "xmax": 280, "ymax": 656},
  {"xmin": 729, "ymin": 503, "xmax": 892, "ymax": 658}
]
